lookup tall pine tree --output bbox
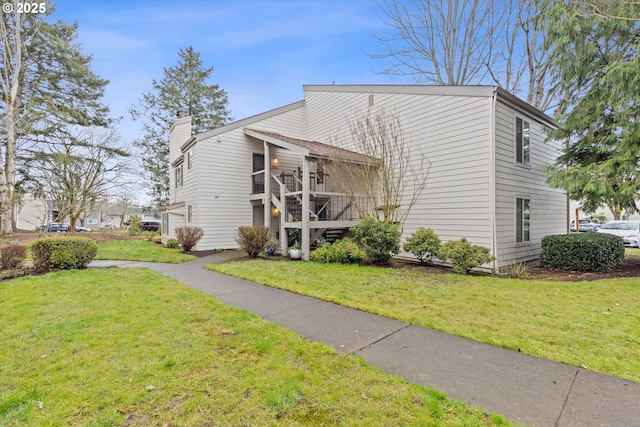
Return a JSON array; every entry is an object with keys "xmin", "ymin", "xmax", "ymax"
[{"xmin": 130, "ymin": 46, "xmax": 232, "ymax": 210}]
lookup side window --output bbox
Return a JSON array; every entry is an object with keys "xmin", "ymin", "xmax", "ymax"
[
  {"xmin": 162, "ymin": 213, "xmax": 168, "ymax": 234},
  {"xmin": 251, "ymin": 153, "xmax": 265, "ymax": 194},
  {"xmin": 516, "ymin": 198, "xmax": 530, "ymax": 243},
  {"xmin": 516, "ymin": 118, "xmax": 530, "ymax": 165},
  {"xmin": 187, "ymin": 151, "xmax": 193, "ymax": 170},
  {"xmin": 187, "ymin": 205, "xmax": 192, "ymax": 223},
  {"xmin": 175, "ymin": 164, "xmax": 183, "ymax": 188}
]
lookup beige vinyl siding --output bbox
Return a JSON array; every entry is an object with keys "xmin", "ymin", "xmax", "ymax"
[
  {"xmin": 304, "ymin": 87, "xmax": 494, "ymax": 250},
  {"xmin": 494, "ymin": 101, "xmax": 566, "ymax": 267},
  {"xmin": 192, "ymin": 106, "xmax": 307, "ymax": 250}
]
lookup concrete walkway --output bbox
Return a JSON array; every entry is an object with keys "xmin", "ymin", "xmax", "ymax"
[{"xmin": 91, "ymin": 253, "xmax": 640, "ymax": 427}]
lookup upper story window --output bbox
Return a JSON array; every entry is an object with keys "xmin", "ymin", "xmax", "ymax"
[
  {"xmin": 187, "ymin": 151, "xmax": 193, "ymax": 170},
  {"xmin": 175, "ymin": 164, "xmax": 183, "ymax": 188},
  {"xmin": 516, "ymin": 118, "xmax": 530, "ymax": 165},
  {"xmin": 516, "ymin": 197, "xmax": 530, "ymax": 243}
]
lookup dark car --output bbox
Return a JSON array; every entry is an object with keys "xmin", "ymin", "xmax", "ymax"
[
  {"xmin": 570, "ymin": 218, "xmax": 602, "ymax": 232},
  {"xmin": 139, "ymin": 220, "xmax": 161, "ymax": 231},
  {"xmin": 41, "ymin": 222, "xmax": 70, "ymax": 232}
]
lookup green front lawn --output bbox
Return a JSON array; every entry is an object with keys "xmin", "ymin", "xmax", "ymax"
[
  {"xmin": 95, "ymin": 239, "xmax": 196, "ymax": 263},
  {"xmin": 207, "ymin": 260, "xmax": 640, "ymax": 383},
  {"xmin": 0, "ymin": 269, "xmax": 511, "ymax": 426}
]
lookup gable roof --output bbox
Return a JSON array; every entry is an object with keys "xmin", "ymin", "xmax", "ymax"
[{"xmin": 245, "ymin": 128, "xmax": 376, "ymax": 165}]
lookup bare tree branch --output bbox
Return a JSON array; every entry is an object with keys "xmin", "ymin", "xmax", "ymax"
[{"xmin": 327, "ymin": 108, "xmax": 430, "ymax": 229}]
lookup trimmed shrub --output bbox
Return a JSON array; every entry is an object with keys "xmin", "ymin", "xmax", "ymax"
[
  {"xmin": 235, "ymin": 226, "xmax": 270, "ymax": 258},
  {"xmin": 310, "ymin": 238, "xmax": 367, "ymax": 264},
  {"xmin": 0, "ymin": 243, "xmax": 27, "ymax": 269},
  {"xmin": 166, "ymin": 238, "xmax": 180, "ymax": 249},
  {"xmin": 540, "ymin": 233, "xmax": 624, "ymax": 272},
  {"xmin": 174, "ymin": 226, "xmax": 204, "ymax": 252},
  {"xmin": 351, "ymin": 218, "xmax": 401, "ymax": 264},
  {"xmin": 403, "ymin": 227, "xmax": 441, "ymax": 264},
  {"xmin": 439, "ymin": 238, "xmax": 494, "ymax": 274},
  {"xmin": 31, "ymin": 237, "xmax": 98, "ymax": 272}
]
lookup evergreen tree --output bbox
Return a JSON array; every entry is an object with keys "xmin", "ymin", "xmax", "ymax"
[
  {"xmin": 542, "ymin": 1, "xmax": 640, "ymax": 219},
  {"xmin": 130, "ymin": 46, "xmax": 232, "ymax": 210}
]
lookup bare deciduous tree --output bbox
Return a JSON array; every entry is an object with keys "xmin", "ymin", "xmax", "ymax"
[
  {"xmin": 326, "ymin": 108, "xmax": 430, "ymax": 228},
  {"xmin": 374, "ymin": 0, "xmax": 557, "ymax": 111},
  {"xmin": 374, "ymin": 0, "xmax": 496, "ymax": 85},
  {"xmin": 27, "ymin": 127, "xmax": 131, "ymax": 232}
]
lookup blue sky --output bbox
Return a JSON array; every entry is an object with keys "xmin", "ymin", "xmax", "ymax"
[{"xmin": 51, "ymin": 0, "xmax": 392, "ymax": 144}]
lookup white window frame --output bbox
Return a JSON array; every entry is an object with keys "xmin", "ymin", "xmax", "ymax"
[
  {"xmin": 187, "ymin": 150, "xmax": 193, "ymax": 170},
  {"xmin": 175, "ymin": 164, "xmax": 183, "ymax": 188},
  {"xmin": 516, "ymin": 197, "xmax": 530, "ymax": 243},
  {"xmin": 161, "ymin": 213, "xmax": 169, "ymax": 235},
  {"xmin": 515, "ymin": 117, "xmax": 530, "ymax": 165}
]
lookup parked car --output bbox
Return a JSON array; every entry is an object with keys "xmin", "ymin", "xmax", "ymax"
[
  {"xmin": 41, "ymin": 223, "xmax": 69, "ymax": 232},
  {"xmin": 570, "ymin": 218, "xmax": 602, "ymax": 232},
  {"xmin": 74, "ymin": 226, "xmax": 92, "ymax": 232},
  {"xmin": 596, "ymin": 220, "xmax": 640, "ymax": 247},
  {"xmin": 139, "ymin": 220, "xmax": 161, "ymax": 231}
]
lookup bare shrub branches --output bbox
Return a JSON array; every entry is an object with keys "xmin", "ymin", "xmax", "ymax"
[{"xmin": 327, "ymin": 108, "xmax": 429, "ymax": 228}]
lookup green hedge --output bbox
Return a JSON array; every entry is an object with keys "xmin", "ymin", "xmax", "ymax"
[
  {"xmin": 540, "ymin": 233, "xmax": 625, "ymax": 272},
  {"xmin": 31, "ymin": 237, "xmax": 98, "ymax": 272}
]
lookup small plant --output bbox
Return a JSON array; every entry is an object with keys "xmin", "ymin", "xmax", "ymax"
[
  {"xmin": 310, "ymin": 238, "xmax": 366, "ymax": 264},
  {"xmin": 0, "ymin": 243, "xmax": 27, "ymax": 270},
  {"xmin": 166, "ymin": 238, "xmax": 180, "ymax": 249},
  {"xmin": 265, "ymin": 239, "xmax": 278, "ymax": 255},
  {"xmin": 213, "ymin": 248, "xmax": 225, "ymax": 253},
  {"xmin": 143, "ymin": 231, "xmax": 158, "ymax": 241},
  {"xmin": 505, "ymin": 261, "xmax": 529, "ymax": 279},
  {"xmin": 128, "ymin": 215, "xmax": 142, "ymax": 235},
  {"xmin": 403, "ymin": 227, "xmax": 441, "ymax": 264},
  {"xmin": 31, "ymin": 237, "xmax": 98, "ymax": 272},
  {"xmin": 174, "ymin": 226, "xmax": 204, "ymax": 252},
  {"xmin": 235, "ymin": 226, "xmax": 270, "ymax": 258},
  {"xmin": 351, "ymin": 218, "xmax": 400, "ymax": 264},
  {"xmin": 291, "ymin": 241, "xmax": 302, "ymax": 250},
  {"xmin": 439, "ymin": 237, "xmax": 494, "ymax": 274},
  {"xmin": 315, "ymin": 236, "xmax": 327, "ymax": 247}
]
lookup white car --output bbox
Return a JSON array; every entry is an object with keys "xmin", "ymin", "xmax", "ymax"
[{"xmin": 596, "ymin": 221, "xmax": 640, "ymax": 247}]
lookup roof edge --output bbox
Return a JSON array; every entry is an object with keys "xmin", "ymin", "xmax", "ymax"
[
  {"xmin": 303, "ymin": 84, "xmax": 496, "ymax": 97},
  {"xmin": 195, "ymin": 100, "xmax": 305, "ymax": 141}
]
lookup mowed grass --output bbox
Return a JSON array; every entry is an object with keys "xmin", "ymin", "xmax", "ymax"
[
  {"xmin": 94, "ymin": 239, "xmax": 195, "ymax": 263},
  {"xmin": 207, "ymin": 260, "xmax": 640, "ymax": 383},
  {"xmin": 0, "ymin": 268, "xmax": 512, "ymax": 426}
]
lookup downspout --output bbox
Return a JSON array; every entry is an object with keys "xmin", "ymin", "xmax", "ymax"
[{"xmin": 490, "ymin": 87, "xmax": 499, "ymax": 273}]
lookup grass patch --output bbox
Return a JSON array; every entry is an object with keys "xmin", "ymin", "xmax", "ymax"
[
  {"xmin": 625, "ymin": 248, "xmax": 640, "ymax": 258},
  {"xmin": 94, "ymin": 239, "xmax": 195, "ymax": 263},
  {"xmin": 207, "ymin": 260, "xmax": 640, "ymax": 383},
  {"xmin": 0, "ymin": 269, "xmax": 512, "ymax": 426}
]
